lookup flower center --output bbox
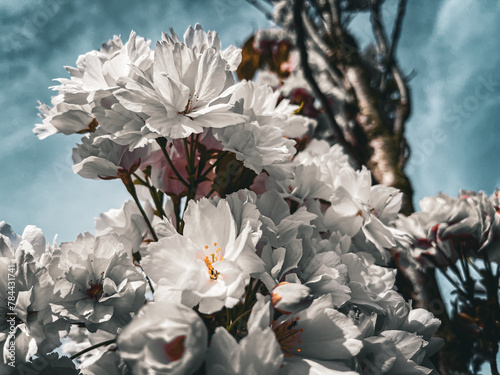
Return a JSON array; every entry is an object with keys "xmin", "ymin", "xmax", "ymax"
[
  {"xmin": 203, "ymin": 242, "xmax": 224, "ymax": 280},
  {"xmin": 86, "ymin": 283, "xmax": 104, "ymax": 300},
  {"xmin": 180, "ymin": 89, "xmax": 199, "ymax": 115},
  {"xmin": 83, "ymin": 271, "xmax": 105, "ymax": 300},
  {"xmin": 272, "ymin": 317, "xmax": 303, "ymax": 357}
]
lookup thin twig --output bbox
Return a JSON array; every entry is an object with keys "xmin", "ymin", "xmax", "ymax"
[
  {"xmin": 129, "ymin": 186, "xmax": 158, "ymax": 242},
  {"xmin": 205, "ymin": 187, "xmax": 216, "ymax": 199},
  {"xmin": 226, "ymin": 308, "xmax": 252, "ymax": 334},
  {"xmin": 199, "ymin": 151, "xmax": 229, "ymax": 181},
  {"xmin": 308, "ymin": 0, "xmax": 334, "ymax": 36},
  {"xmin": 156, "ymin": 138, "xmax": 189, "ymax": 188},
  {"xmin": 122, "ymin": 176, "xmax": 159, "ymax": 242},
  {"xmin": 293, "ymin": 0, "xmax": 362, "ymax": 167},
  {"xmin": 370, "ymin": 0, "xmax": 409, "ymax": 134},
  {"xmin": 69, "ymin": 339, "xmax": 116, "ymax": 360},
  {"xmin": 369, "ymin": 1, "xmax": 389, "ymax": 85},
  {"xmin": 387, "ymin": 0, "xmax": 408, "ymax": 78},
  {"xmin": 133, "ymin": 173, "xmax": 167, "ymax": 218}
]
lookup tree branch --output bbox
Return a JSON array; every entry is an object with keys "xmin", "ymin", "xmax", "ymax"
[
  {"xmin": 387, "ymin": 0, "xmax": 408, "ymax": 76},
  {"xmin": 293, "ymin": 0, "xmax": 362, "ymax": 167},
  {"xmin": 370, "ymin": 0, "xmax": 410, "ymax": 135}
]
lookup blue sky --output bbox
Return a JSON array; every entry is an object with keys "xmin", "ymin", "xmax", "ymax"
[{"xmin": 1, "ymin": 0, "xmax": 499, "ymax": 244}]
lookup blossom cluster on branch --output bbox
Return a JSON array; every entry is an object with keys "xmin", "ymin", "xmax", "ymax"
[{"xmin": 1, "ymin": 23, "xmax": 498, "ymax": 375}]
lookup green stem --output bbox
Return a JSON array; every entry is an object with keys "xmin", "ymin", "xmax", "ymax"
[
  {"xmin": 69, "ymin": 339, "xmax": 116, "ymax": 360},
  {"xmin": 226, "ymin": 307, "xmax": 232, "ymax": 326},
  {"xmin": 199, "ymin": 151, "xmax": 229, "ymax": 181},
  {"xmin": 171, "ymin": 197, "xmax": 183, "ymax": 233},
  {"xmin": 425, "ymin": 256, "xmax": 469, "ymax": 300},
  {"xmin": 458, "ymin": 243, "xmax": 474, "ymax": 300},
  {"xmin": 146, "ymin": 274, "xmax": 155, "ymax": 294},
  {"xmin": 156, "ymin": 138, "xmax": 189, "ymax": 188},
  {"xmin": 435, "ymin": 243, "xmax": 466, "ymax": 284},
  {"xmin": 183, "ymin": 138, "xmax": 191, "ymax": 174},
  {"xmin": 243, "ymin": 279, "xmax": 262, "ymax": 312},
  {"xmin": 133, "ymin": 173, "xmax": 167, "ymax": 218},
  {"xmin": 183, "ymin": 136, "xmax": 198, "ymax": 216},
  {"xmin": 466, "ymin": 257, "xmax": 482, "ymax": 275},
  {"xmin": 226, "ymin": 309, "xmax": 252, "ymax": 334},
  {"xmin": 205, "ymin": 187, "xmax": 216, "ymax": 199},
  {"xmin": 123, "ymin": 178, "xmax": 158, "ymax": 242},
  {"xmin": 190, "ymin": 134, "xmax": 199, "ymax": 169}
]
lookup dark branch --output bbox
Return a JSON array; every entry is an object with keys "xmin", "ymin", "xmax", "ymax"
[
  {"xmin": 369, "ymin": 1, "xmax": 389, "ymax": 88},
  {"xmin": 293, "ymin": 0, "xmax": 362, "ymax": 166},
  {"xmin": 387, "ymin": 0, "xmax": 408, "ymax": 76},
  {"xmin": 369, "ymin": 0, "xmax": 410, "ymax": 135}
]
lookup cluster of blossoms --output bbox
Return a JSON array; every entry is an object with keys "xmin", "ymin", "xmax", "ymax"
[
  {"xmin": 392, "ymin": 191, "xmax": 500, "ymax": 367},
  {"xmin": 394, "ymin": 190, "xmax": 500, "ymax": 269},
  {"xmin": 7, "ymin": 23, "xmax": 499, "ymax": 374}
]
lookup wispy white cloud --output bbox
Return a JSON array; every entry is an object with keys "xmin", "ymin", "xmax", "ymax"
[
  {"xmin": 404, "ymin": 0, "xmax": 500, "ymax": 203},
  {"xmin": 0, "ymin": 0, "xmax": 271, "ymax": 241}
]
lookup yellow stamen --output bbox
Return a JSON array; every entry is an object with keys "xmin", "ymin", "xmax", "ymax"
[{"xmin": 202, "ymin": 243, "xmax": 224, "ymax": 280}]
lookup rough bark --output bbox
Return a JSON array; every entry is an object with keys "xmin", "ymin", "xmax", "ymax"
[
  {"xmin": 290, "ymin": 0, "xmax": 469, "ymax": 372},
  {"xmin": 242, "ymin": 0, "xmax": 474, "ymax": 372}
]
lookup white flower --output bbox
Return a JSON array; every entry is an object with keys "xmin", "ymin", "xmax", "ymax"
[
  {"xmin": 254, "ymin": 190, "xmax": 317, "ymax": 290},
  {"xmin": 269, "ymin": 295, "xmax": 362, "ymax": 374},
  {"xmin": 206, "ymin": 296, "xmax": 283, "ymax": 375},
  {"xmin": 394, "ymin": 190, "xmax": 499, "ymax": 267},
  {"xmin": 207, "ymin": 326, "xmax": 283, "ymax": 375},
  {"xmin": 72, "ymin": 130, "xmax": 155, "ymax": 180},
  {"xmin": 392, "ymin": 212, "xmax": 441, "ymax": 268},
  {"xmin": 401, "ymin": 309, "xmax": 441, "ymax": 341},
  {"xmin": 324, "ymin": 166, "xmax": 400, "ymax": 261},
  {"xmin": 34, "ymin": 98, "xmax": 97, "ymax": 139},
  {"xmin": 35, "ymin": 31, "xmax": 153, "ymax": 139},
  {"xmin": 213, "ymin": 81, "xmax": 301, "ymax": 178},
  {"xmin": 295, "ymin": 235, "xmax": 352, "ymax": 308},
  {"xmin": 51, "ymin": 233, "xmax": 146, "ymax": 333},
  {"xmin": 164, "ymin": 23, "xmax": 242, "ymax": 71},
  {"xmin": 378, "ymin": 331, "xmax": 434, "ymax": 375},
  {"xmin": 228, "ymin": 80, "xmax": 311, "ymax": 138},
  {"xmin": 341, "ymin": 252, "xmax": 397, "ymax": 314},
  {"xmin": 271, "ymin": 282, "xmax": 313, "ymax": 315},
  {"xmin": 115, "ymin": 27, "xmax": 246, "ymax": 140},
  {"xmin": 294, "ymin": 140, "xmax": 354, "ymax": 180},
  {"xmin": 56, "ymin": 31, "xmax": 152, "ymax": 94},
  {"xmin": 92, "ymin": 103, "xmax": 158, "ymax": 151},
  {"xmin": 95, "ymin": 200, "xmax": 154, "ymax": 253},
  {"xmin": 253, "ymin": 141, "xmax": 352, "ymax": 204},
  {"xmin": 0, "ymin": 224, "xmax": 70, "ymax": 363},
  {"xmin": 118, "ymin": 301, "xmax": 207, "ymax": 375},
  {"xmin": 142, "ymin": 198, "xmax": 264, "ymax": 314},
  {"xmin": 273, "ymin": 295, "xmax": 363, "ymax": 360},
  {"xmin": 215, "ymin": 121, "xmax": 296, "ymax": 179}
]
